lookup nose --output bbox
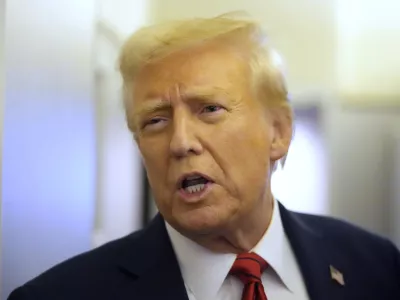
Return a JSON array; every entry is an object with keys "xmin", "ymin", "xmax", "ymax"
[{"xmin": 169, "ymin": 113, "xmax": 203, "ymax": 158}]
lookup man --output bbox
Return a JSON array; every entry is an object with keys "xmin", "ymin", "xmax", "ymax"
[{"xmin": 8, "ymin": 14, "xmax": 400, "ymax": 300}]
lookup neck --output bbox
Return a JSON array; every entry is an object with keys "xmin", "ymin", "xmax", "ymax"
[{"xmin": 191, "ymin": 192, "xmax": 274, "ymax": 253}]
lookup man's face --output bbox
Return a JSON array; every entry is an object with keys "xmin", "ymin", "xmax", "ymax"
[{"xmin": 132, "ymin": 41, "xmax": 287, "ymax": 235}]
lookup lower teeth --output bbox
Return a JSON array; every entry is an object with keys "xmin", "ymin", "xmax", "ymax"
[{"xmin": 184, "ymin": 183, "xmax": 205, "ymax": 194}]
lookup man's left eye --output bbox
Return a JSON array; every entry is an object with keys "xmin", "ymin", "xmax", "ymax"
[{"xmin": 201, "ymin": 105, "xmax": 223, "ymax": 113}]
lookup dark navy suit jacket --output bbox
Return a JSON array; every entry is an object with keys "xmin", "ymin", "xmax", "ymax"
[{"xmin": 8, "ymin": 203, "xmax": 400, "ymax": 300}]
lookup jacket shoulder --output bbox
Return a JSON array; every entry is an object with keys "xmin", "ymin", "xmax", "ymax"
[
  {"xmin": 295, "ymin": 212, "xmax": 400, "ymax": 276},
  {"xmin": 8, "ymin": 229, "xmax": 146, "ymax": 299},
  {"xmin": 34, "ymin": 228, "xmax": 145, "ymax": 280}
]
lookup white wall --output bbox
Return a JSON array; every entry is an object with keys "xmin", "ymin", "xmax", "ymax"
[
  {"xmin": 272, "ymin": 105, "xmax": 328, "ymax": 215},
  {"xmin": 336, "ymin": 0, "xmax": 400, "ymax": 102},
  {"xmin": 92, "ymin": 0, "xmax": 149, "ymax": 247},
  {"xmin": 0, "ymin": 0, "xmax": 5, "ymax": 297},
  {"xmin": 1, "ymin": 1, "xmax": 96, "ymax": 298}
]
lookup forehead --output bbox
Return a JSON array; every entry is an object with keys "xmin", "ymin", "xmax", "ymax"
[{"xmin": 132, "ymin": 42, "xmax": 251, "ymax": 103}]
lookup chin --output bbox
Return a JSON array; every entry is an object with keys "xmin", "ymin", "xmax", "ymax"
[{"xmin": 174, "ymin": 206, "xmax": 228, "ymax": 235}]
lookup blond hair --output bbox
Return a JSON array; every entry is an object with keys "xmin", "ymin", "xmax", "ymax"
[
  {"xmin": 118, "ymin": 13, "xmax": 291, "ymax": 168},
  {"xmin": 120, "ymin": 13, "xmax": 289, "ymax": 103}
]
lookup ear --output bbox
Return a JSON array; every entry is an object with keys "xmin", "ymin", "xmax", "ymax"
[{"xmin": 269, "ymin": 106, "xmax": 293, "ymax": 162}]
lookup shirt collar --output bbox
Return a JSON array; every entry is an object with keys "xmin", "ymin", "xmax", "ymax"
[
  {"xmin": 165, "ymin": 198, "xmax": 295, "ymax": 300},
  {"xmin": 252, "ymin": 198, "xmax": 296, "ymax": 292},
  {"xmin": 166, "ymin": 222, "xmax": 235, "ymax": 300}
]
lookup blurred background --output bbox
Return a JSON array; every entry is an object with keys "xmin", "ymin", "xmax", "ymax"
[{"xmin": 1, "ymin": 0, "xmax": 400, "ymax": 298}]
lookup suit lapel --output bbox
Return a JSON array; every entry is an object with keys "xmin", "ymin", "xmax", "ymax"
[
  {"xmin": 116, "ymin": 215, "xmax": 189, "ymax": 300},
  {"xmin": 279, "ymin": 203, "xmax": 347, "ymax": 300},
  {"xmin": 114, "ymin": 204, "xmax": 350, "ymax": 300}
]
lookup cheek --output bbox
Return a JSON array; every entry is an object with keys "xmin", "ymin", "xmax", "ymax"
[
  {"xmin": 140, "ymin": 135, "xmax": 167, "ymax": 161},
  {"xmin": 139, "ymin": 139, "xmax": 169, "ymax": 186},
  {"xmin": 230, "ymin": 136, "xmax": 270, "ymax": 180},
  {"xmin": 215, "ymin": 117, "xmax": 271, "ymax": 164},
  {"xmin": 142, "ymin": 146, "xmax": 172, "ymax": 214},
  {"xmin": 206, "ymin": 119, "xmax": 271, "ymax": 193}
]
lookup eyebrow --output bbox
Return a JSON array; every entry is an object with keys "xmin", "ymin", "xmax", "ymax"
[
  {"xmin": 133, "ymin": 86, "xmax": 235, "ymax": 120},
  {"xmin": 134, "ymin": 98, "xmax": 170, "ymax": 118}
]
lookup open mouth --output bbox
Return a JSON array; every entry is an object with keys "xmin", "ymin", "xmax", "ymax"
[{"xmin": 179, "ymin": 174, "xmax": 212, "ymax": 194}]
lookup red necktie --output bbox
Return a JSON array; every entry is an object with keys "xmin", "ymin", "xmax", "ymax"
[{"xmin": 229, "ymin": 252, "xmax": 268, "ymax": 300}]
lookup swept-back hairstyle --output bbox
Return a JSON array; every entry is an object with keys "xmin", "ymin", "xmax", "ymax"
[{"xmin": 118, "ymin": 13, "xmax": 292, "ymax": 168}]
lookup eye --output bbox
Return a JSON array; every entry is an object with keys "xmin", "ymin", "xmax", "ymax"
[
  {"xmin": 142, "ymin": 117, "xmax": 167, "ymax": 129},
  {"xmin": 201, "ymin": 105, "xmax": 223, "ymax": 114}
]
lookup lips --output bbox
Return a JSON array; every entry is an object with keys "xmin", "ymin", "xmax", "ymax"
[
  {"xmin": 176, "ymin": 172, "xmax": 214, "ymax": 190},
  {"xmin": 176, "ymin": 172, "xmax": 215, "ymax": 203}
]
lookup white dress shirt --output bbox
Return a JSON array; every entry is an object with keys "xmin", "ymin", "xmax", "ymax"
[{"xmin": 165, "ymin": 199, "xmax": 310, "ymax": 300}]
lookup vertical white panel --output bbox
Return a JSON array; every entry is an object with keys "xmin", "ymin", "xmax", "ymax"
[
  {"xmin": 272, "ymin": 106, "xmax": 328, "ymax": 215},
  {"xmin": 98, "ymin": 0, "xmax": 149, "ymax": 36},
  {"xmin": 0, "ymin": 0, "xmax": 5, "ymax": 297},
  {"xmin": 93, "ymin": 0, "xmax": 149, "ymax": 247},
  {"xmin": 1, "ymin": 1, "xmax": 96, "ymax": 298}
]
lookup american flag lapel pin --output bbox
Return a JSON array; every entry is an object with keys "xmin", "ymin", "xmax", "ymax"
[{"xmin": 330, "ymin": 265, "xmax": 345, "ymax": 286}]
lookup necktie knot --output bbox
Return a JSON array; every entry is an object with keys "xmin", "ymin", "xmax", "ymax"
[{"xmin": 229, "ymin": 252, "xmax": 268, "ymax": 285}]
